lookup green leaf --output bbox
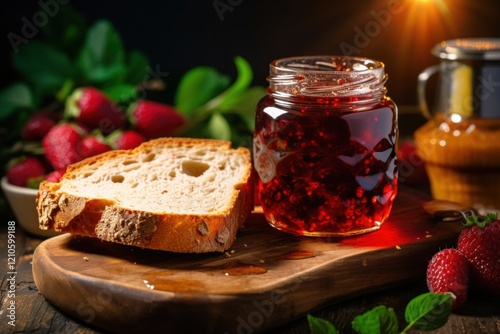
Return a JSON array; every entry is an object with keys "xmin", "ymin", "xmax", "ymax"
[
  {"xmin": 41, "ymin": 5, "xmax": 87, "ymax": 58},
  {"xmin": 203, "ymin": 56, "xmax": 254, "ymax": 112},
  {"xmin": 307, "ymin": 314, "xmax": 339, "ymax": 334},
  {"xmin": 174, "ymin": 66, "xmax": 230, "ymax": 116},
  {"xmin": 403, "ymin": 292, "xmax": 452, "ymax": 332},
  {"xmin": 352, "ymin": 305, "xmax": 399, "ymax": 334},
  {"xmin": 218, "ymin": 85, "xmax": 266, "ymax": 114},
  {"xmin": 207, "ymin": 113, "xmax": 231, "ymax": 141},
  {"xmin": 56, "ymin": 80, "xmax": 75, "ymax": 102},
  {"xmin": 125, "ymin": 51, "xmax": 150, "ymax": 85},
  {"xmin": 75, "ymin": 19, "xmax": 126, "ymax": 85},
  {"xmin": 221, "ymin": 113, "xmax": 253, "ymax": 147},
  {"xmin": 240, "ymin": 111, "xmax": 255, "ymax": 133},
  {"xmin": 12, "ymin": 41, "xmax": 74, "ymax": 95},
  {"xmin": 27, "ymin": 176, "xmax": 44, "ymax": 190},
  {"xmin": 218, "ymin": 86, "xmax": 266, "ymax": 131},
  {"xmin": 0, "ymin": 83, "xmax": 34, "ymax": 120},
  {"xmin": 209, "ymin": 86, "xmax": 265, "ymax": 143},
  {"xmin": 103, "ymin": 84, "xmax": 138, "ymax": 102},
  {"xmin": 464, "ymin": 212, "xmax": 498, "ymax": 228},
  {"xmin": 486, "ymin": 212, "xmax": 498, "ymax": 222}
]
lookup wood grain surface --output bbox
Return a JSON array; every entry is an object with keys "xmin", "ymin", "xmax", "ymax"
[{"xmin": 32, "ymin": 187, "xmax": 463, "ymax": 334}]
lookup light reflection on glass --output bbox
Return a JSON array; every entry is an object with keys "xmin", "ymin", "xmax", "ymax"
[
  {"xmin": 450, "ymin": 113, "xmax": 462, "ymax": 123},
  {"xmin": 439, "ymin": 121, "xmax": 450, "ymax": 132}
]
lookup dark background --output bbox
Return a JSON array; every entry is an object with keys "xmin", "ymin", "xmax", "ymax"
[{"xmin": 1, "ymin": 0, "xmax": 500, "ymax": 107}]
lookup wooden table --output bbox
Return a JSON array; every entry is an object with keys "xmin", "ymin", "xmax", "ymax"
[{"xmin": 1, "ymin": 213, "xmax": 500, "ymax": 334}]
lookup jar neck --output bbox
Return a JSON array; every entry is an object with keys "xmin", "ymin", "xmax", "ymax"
[{"xmin": 267, "ymin": 56, "xmax": 389, "ymax": 107}]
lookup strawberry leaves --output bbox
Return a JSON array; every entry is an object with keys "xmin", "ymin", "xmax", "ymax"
[
  {"xmin": 2, "ymin": 3, "xmax": 265, "ymax": 149},
  {"xmin": 5, "ymin": 13, "xmax": 149, "ymax": 113},
  {"xmin": 0, "ymin": 83, "xmax": 35, "ymax": 121},
  {"xmin": 307, "ymin": 292, "xmax": 452, "ymax": 334},
  {"xmin": 463, "ymin": 212, "xmax": 498, "ymax": 228},
  {"xmin": 12, "ymin": 41, "xmax": 75, "ymax": 96},
  {"xmin": 123, "ymin": 51, "xmax": 150, "ymax": 88},
  {"xmin": 75, "ymin": 20, "xmax": 128, "ymax": 85},
  {"xmin": 0, "ymin": 7, "xmax": 150, "ymax": 181},
  {"xmin": 39, "ymin": 4, "xmax": 88, "ymax": 58},
  {"xmin": 174, "ymin": 66, "xmax": 230, "ymax": 116},
  {"xmin": 1, "ymin": 4, "xmax": 265, "ymax": 197},
  {"xmin": 205, "ymin": 56, "xmax": 254, "ymax": 113},
  {"xmin": 174, "ymin": 56, "xmax": 266, "ymax": 145}
]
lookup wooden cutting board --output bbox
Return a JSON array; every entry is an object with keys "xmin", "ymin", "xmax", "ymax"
[{"xmin": 32, "ymin": 187, "xmax": 462, "ymax": 334}]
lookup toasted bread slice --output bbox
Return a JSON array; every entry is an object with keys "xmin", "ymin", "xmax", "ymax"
[{"xmin": 36, "ymin": 137, "xmax": 254, "ymax": 253}]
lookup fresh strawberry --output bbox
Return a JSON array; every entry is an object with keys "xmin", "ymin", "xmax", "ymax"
[
  {"xmin": 457, "ymin": 213, "xmax": 500, "ymax": 295},
  {"xmin": 42, "ymin": 123, "xmax": 85, "ymax": 171},
  {"xmin": 6, "ymin": 156, "xmax": 46, "ymax": 188},
  {"xmin": 426, "ymin": 248, "xmax": 470, "ymax": 310},
  {"xmin": 22, "ymin": 111, "xmax": 60, "ymax": 141},
  {"xmin": 78, "ymin": 135, "xmax": 112, "ymax": 159},
  {"xmin": 129, "ymin": 100, "xmax": 185, "ymax": 139},
  {"xmin": 45, "ymin": 170, "xmax": 64, "ymax": 183},
  {"xmin": 108, "ymin": 130, "xmax": 146, "ymax": 150},
  {"xmin": 65, "ymin": 87, "xmax": 126, "ymax": 134}
]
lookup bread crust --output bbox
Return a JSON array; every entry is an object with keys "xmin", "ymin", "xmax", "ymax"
[{"xmin": 36, "ymin": 137, "xmax": 254, "ymax": 253}]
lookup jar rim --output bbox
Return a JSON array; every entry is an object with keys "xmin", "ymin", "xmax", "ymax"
[
  {"xmin": 270, "ymin": 55, "xmax": 385, "ymax": 74},
  {"xmin": 267, "ymin": 55, "xmax": 388, "ymax": 100}
]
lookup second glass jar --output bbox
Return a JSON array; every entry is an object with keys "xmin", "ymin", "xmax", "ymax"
[{"xmin": 253, "ymin": 56, "xmax": 399, "ymax": 237}]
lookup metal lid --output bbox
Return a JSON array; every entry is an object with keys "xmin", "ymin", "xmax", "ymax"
[{"xmin": 432, "ymin": 38, "xmax": 500, "ymax": 60}]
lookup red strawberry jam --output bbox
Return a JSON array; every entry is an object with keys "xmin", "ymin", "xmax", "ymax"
[{"xmin": 253, "ymin": 56, "xmax": 398, "ymax": 237}]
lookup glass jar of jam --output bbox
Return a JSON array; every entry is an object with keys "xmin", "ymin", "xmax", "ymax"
[{"xmin": 253, "ymin": 56, "xmax": 399, "ymax": 237}]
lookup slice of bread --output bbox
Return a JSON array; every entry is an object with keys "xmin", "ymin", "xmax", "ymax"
[{"xmin": 36, "ymin": 137, "xmax": 254, "ymax": 253}]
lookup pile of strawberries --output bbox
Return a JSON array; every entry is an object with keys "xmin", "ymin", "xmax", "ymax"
[
  {"xmin": 6, "ymin": 87, "xmax": 185, "ymax": 187},
  {"xmin": 426, "ymin": 212, "xmax": 500, "ymax": 310}
]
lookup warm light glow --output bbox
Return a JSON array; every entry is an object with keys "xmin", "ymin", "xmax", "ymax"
[
  {"xmin": 400, "ymin": 0, "xmax": 454, "ymax": 46},
  {"xmin": 387, "ymin": 0, "xmax": 458, "ymax": 83},
  {"xmin": 411, "ymin": 0, "xmax": 448, "ymax": 8},
  {"xmin": 450, "ymin": 113, "xmax": 462, "ymax": 123},
  {"xmin": 325, "ymin": 0, "xmax": 480, "ymax": 104}
]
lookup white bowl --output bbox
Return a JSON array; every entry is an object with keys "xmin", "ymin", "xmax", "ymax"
[{"xmin": 1, "ymin": 176, "xmax": 59, "ymax": 238}]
